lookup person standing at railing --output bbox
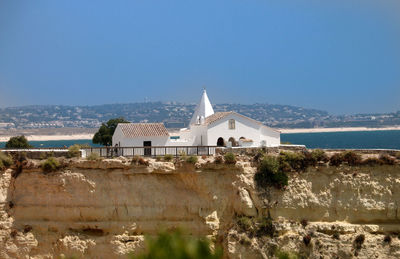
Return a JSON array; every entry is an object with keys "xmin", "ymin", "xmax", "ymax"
[{"xmin": 114, "ymin": 143, "xmax": 119, "ymax": 157}]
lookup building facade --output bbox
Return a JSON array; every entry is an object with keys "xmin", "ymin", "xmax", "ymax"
[{"xmin": 112, "ymin": 90, "xmax": 280, "ymax": 148}]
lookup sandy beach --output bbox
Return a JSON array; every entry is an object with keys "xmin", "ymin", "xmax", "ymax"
[{"xmin": 280, "ymin": 126, "xmax": 400, "ymax": 134}]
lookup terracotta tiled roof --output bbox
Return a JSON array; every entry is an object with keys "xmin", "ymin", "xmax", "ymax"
[
  {"xmin": 204, "ymin": 112, "xmax": 234, "ymax": 125},
  {"xmin": 119, "ymin": 123, "xmax": 169, "ymax": 137}
]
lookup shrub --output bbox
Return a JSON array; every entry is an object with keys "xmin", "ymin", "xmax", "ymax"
[
  {"xmin": 237, "ymin": 216, "xmax": 254, "ymax": 232},
  {"xmin": 41, "ymin": 157, "xmax": 60, "ymax": 173},
  {"xmin": 362, "ymin": 157, "xmax": 383, "ymax": 166},
  {"xmin": 239, "ymin": 236, "xmax": 252, "ymax": 246},
  {"xmin": 224, "ymin": 152, "xmax": 236, "ymax": 164},
  {"xmin": 87, "ymin": 152, "xmax": 101, "ymax": 161},
  {"xmin": 330, "ymin": 153, "xmax": 344, "ymax": 166},
  {"xmin": 5, "ymin": 136, "xmax": 33, "ymax": 149},
  {"xmin": 257, "ymin": 217, "xmax": 275, "ymax": 238},
  {"xmin": 0, "ymin": 152, "xmax": 13, "ymax": 168},
  {"xmin": 354, "ymin": 234, "xmax": 365, "ymax": 249},
  {"xmin": 68, "ymin": 144, "xmax": 81, "ymax": 158},
  {"xmin": 311, "ymin": 149, "xmax": 328, "ymax": 163},
  {"xmin": 384, "ymin": 234, "xmax": 392, "ymax": 244},
  {"xmin": 303, "ymin": 235, "xmax": 311, "ymax": 246},
  {"xmin": 253, "ymin": 149, "xmax": 266, "ymax": 163},
  {"xmin": 164, "ymin": 154, "xmax": 173, "ymax": 162},
  {"xmin": 332, "ymin": 231, "xmax": 340, "ymax": 240},
  {"xmin": 300, "ymin": 219, "xmax": 308, "ymax": 228},
  {"xmin": 342, "ymin": 151, "xmax": 362, "ymax": 166},
  {"xmin": 214, "ymin": 156, "xmax": 223, "ymax": 164},
  {"xmin": 278, "ymin": 151, "xmax": 306, "ymax": 171},
  {"xmin": 0, "ymin": 160, "xmax": 3, "ymax": 170},
  {"xmin": 379, "ymin": 154, "xmax": 396, "ymax": 165},
  {"xmin": 255, "ymin": 156, "xmax": 288, "ymax": 189},
  {"xmin": 186, "ymin": 156, "xmax": 198, "ymax": 164}
]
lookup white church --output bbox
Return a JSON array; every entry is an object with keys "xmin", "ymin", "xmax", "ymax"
[{"xmin": 112, "ymin": 90, "xmax": 280, "ymax": 149}]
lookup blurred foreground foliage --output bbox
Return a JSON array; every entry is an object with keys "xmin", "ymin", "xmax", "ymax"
[{"xmin": 131, "ymin": 230, "xmax": 222, "ymax": 259}]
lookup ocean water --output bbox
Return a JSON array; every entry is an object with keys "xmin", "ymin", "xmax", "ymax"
[
  {"xmin": 0, "ymin": 139, "xmax": 100, "ymax": 148},
  {"xmin": 1, "ymin": 130, "xmax": 399, "ymax": 149},
  {"xmin": 281, "ymin": 130, "xmax": 400, "ymax": 149}
]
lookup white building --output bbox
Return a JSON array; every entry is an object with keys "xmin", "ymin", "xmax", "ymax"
[{"xmin": 112, "ymin": 90, "xmax": 280, "ymax": 149}]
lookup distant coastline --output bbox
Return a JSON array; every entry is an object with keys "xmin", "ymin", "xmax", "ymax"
[
  {"xmin": 1, "ymin": 126, "xmax": 400, "ymax": 142},
  {"xmin": 280, "ymin": 126, "xmax": 400, "ymax": 134},
  {"xmin": 0, "ymin": 134, "xmax": 94, "ymax": 142}
]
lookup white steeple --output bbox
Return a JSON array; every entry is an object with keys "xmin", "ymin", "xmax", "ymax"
[{"xmin": 190, "ymin": 88, "xmax": 214, "ymax": 125}]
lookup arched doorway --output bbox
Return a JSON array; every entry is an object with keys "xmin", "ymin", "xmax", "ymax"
[
  {"xmin": 228, "ymin": 137, "xmax": 237, "ymax": 147},
  {"xmin": 217, "ymin": 137, "xmax": 225, "ymax": 147}
]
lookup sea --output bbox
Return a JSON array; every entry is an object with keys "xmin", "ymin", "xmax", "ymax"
[{"xmin": 0, "ymin": 130, "xmax": 400, "ymax": 150}]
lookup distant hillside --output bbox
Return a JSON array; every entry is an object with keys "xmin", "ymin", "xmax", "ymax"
[{"xmin": 0, "ymin": 102, "xmax": 399, "ymax": 129}]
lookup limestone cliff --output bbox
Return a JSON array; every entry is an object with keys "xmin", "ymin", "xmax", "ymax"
[{"xmin": 0, "ymin": 156, "xmax": 400, "ymax": 258}]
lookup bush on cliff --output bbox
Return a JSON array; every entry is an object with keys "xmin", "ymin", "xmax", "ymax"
[
  {"xmin": 41, "ymin": 157, "xmax": 61, "ymax": 173},
  {"xmin": 329, "ymin": 153, "xmax": 344, "ymax": 166},
  {"xmin": 186, "ymin": 155, "xmax": 198, "ymax": 164},
  {"xmin": 132, "ymin": 229, "xmax": 222, "ymax": 259},
  {"xmin": 224, "ymin": 152, "xmax": 236, "ymax": 164},
  {"xmin": 255, "ymin": 156, "xmax": 288, "ymax": 189},
  {"xmin": 343, "ymin": 151, "xmax": 362, "ymax": 166},
  {"xmin": 68, "ymin": 144, "xmax": 81, "ymax": 158},
  {"xmin": 310, "ymin": 149, "xmax": 329, "ymax": 163},
  {"xmin": 379, "ymin": 154, "xmax": 396, "ymax": 165},
  {"xmin": 0, "ymin": 152, "xmax": 13, "ymax": 169},
  {"xmin": 86, "ymin": 152, "xmax": 102, "ymax": 161},
  {"xmin": 163, "ymin": 154, "xmax": 174, "ymax": 162},
  {"xmin": 278, "ymin": 151, "xmax": 306, "ymax": 171},
  {"xmin": 362, "ymin": 157, "xmax": 383, "ymax": 166}
]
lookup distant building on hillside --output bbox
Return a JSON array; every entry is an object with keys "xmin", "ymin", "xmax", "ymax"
[{"xmin": 112, "ymin": 89, "xmax": 280, "ymax": 151}]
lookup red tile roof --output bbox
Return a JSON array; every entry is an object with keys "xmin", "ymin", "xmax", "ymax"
[{"xmin": 119, "ymin": 123, "xmax": 169, "ymax": 137}]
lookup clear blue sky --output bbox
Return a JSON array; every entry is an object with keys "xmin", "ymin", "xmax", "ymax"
[{"xmin": 0, "ymin": 1, "xmax": 399, "ymax": 114}]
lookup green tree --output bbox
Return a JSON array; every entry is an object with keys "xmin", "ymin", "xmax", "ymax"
[
  {"xmin": 5, "ymin": 136, "xmax": 33, "ymax": 149},
  {"xmin": 92, "ymin": 117, "xmax": 129, "ymax": 146},
  {"xmin": 132, "ymin": 230, "xmax": 222, "ymax": 259}
]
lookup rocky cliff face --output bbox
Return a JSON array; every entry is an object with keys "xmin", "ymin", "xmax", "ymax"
[{"xmin": 0, "ymin": 157, "xmax": 400, "ymax": 258}]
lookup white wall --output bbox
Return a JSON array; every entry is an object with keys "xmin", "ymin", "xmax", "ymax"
[
  {"xmin": 260, "ymin": 126, "xmax": 280, "ymax": 147},
  {"xmin": 189, "ymin": 125, "xmax": 208, "ymax": 146},
  {"xmin": 206, "ymin": 114, "xmax": 262, "ymax": 146}
]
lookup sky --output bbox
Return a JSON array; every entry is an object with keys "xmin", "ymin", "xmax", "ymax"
[{"xmin": 0, "ymin": 0, "xmax": 399, "ymax": 115}]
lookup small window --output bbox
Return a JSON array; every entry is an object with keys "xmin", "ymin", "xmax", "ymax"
[{"xmin": 228, "ymin": 119, "xmax": 235, "ymax": 129}]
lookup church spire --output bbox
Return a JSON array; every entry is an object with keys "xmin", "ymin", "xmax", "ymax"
[{"xmin": 190, "ymin": 88, "xmax": 214, "ymax": 125}]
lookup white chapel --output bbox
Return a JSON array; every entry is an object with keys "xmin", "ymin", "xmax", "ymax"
[{"xmin": 112, "ymin": 90, "xmax": 280, "ymax": 148}]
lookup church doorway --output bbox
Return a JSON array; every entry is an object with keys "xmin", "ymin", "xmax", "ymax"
[
  {"xmin": 217, "ymin": 137, "xmax": 225, "ymax": 147},
  {"xmin": 228, "ymin": 137, "xmax": 237, "ymax": 147}
]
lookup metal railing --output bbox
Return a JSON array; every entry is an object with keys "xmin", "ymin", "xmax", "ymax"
[{"xmin": 82, "ymin": 146, "xmax": 217, "ymax": 158}]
